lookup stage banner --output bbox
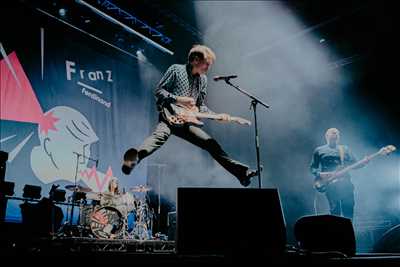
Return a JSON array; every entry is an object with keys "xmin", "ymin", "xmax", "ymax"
[{"xmin": 1, "ymin": 23, "xmax": 153, "ymax": 222}]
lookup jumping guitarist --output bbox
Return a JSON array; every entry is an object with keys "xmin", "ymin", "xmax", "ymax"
[
  {"xmin": 310, "ymin": 128, "xmax": 371, "ymax": 221},
  {"xmin": 122, "ymin": 45, "xmax": 258, "ymax": 187}
]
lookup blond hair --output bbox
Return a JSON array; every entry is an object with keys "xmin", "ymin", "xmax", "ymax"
[
  {"xmin": 325, "ymin": 128, "xmax": 340, "ymax": 142},
  {"xmin": 188, "ymin": 44, "xmax": 216, "ymax": 63},
  {"xmin": 107, "ymin": 177, "xmax": 120, "ymax": 194}
]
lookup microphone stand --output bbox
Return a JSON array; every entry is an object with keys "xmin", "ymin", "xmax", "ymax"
[
  {"xmin": 73, "ymin": 151, "xmax": 99, "ymax": 168},
  {"xmin": 70, "ymin": 152, "xmax": 98, "ymax": 227},
  {"xmin": 148, "ymin": 163, "xmax": 166, "ymax": 236},
  {"xmin": 224, "ymin": 78, "xmax": 270, "ymax": 188}
]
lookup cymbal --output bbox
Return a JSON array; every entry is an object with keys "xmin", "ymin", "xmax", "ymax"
[
  {"xmin": 65, "ymin": 184, "xmax": 92, "ymax": 193},
  {"xmin": 98, "ymin": 192, "xmax": 116, "ymax": 198},
  {"xmin": 130, "ymin": 185, "xmax": 151, "ymax": 192},
  {"xmin": 86, "ymin": 192, "xmax": 116, "ymax": 200}
]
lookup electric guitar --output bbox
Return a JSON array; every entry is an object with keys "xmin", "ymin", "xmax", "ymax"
[
  {"xmin": 161, "ymin": 103, "xmax": 251, "ymax": 127},
  {"xmin": 314, "ymin": 145, "xmax": 396, "ymax": 193}
]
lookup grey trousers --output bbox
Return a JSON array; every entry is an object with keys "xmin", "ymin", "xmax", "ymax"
[
  {"xmin": 138, "ymin": 120, "xmax": 249, "ymax": 181},
  {"xmin": 326, "ymin": 181, "xmax": 355, "ymax": 220}
]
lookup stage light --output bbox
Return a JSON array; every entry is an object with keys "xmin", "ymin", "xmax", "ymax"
[
  {"xmin": 58, "ymin": 8, "xmax": 67, "ymax": 17},
  {"xmin": 0, "ymin": 150, "xmax": 8, "ymax": 181},
  {"xmin": 136, "ymin": 49, "xmax": 147, "ymax": 62},
  {"xmin": 22, "ymin": 184, "xmax": 42, "ymax": 199},
  {"xmin": 81, "ymin": 16, "xmax": 91, "ymax": 24},
  {"xmin": 0, "ymin": 150, "xmax": 8, "ymax": 163},
  {"xmin": 49, "ymin": 185, "xmax": 66, "ymax": 202},
  {"xmin": 0, "ymin": 181, "xmax": 14, "ymax": 196}
]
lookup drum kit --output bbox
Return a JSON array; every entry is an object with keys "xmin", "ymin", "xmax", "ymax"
[{"xmin": 58, "ymin": 184, "xmax": 154, "ymax": 240}]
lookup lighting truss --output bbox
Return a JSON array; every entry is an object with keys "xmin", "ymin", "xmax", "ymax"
[{"xmin": 76, "ymin": 0, "xmax": 173, "ymax": 55}]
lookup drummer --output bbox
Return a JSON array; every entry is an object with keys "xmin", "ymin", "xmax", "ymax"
[
  {"xmin": 107, "ymin": 177, "xmax": 121, "ymax": 196},
  {"xmin": 105, "ymin": 177, "xmax": 136, "ymax": 216}
]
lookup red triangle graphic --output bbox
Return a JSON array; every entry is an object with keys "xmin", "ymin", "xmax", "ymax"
[{"xmin": 1, "ymin": 51, "xmax": 44, "ymax": 124}]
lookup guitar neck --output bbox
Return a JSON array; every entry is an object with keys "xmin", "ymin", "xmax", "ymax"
[
  {"xmin": 334, "ymin": 151, "xmax": 379, "ymax": 177},
  {"xmin": 192, "ymin": 112, "xmax": 221, "ymax": 120}
]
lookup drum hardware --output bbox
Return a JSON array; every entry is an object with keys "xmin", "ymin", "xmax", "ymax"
[
  {"xmin": 56, "ymin": 150, "xmax": 92, "ymax": 239},
  {"xmin": 148, "ymin": 163, "xmax": 166, "ymax": 236},
  {"xmin": 65, "ymin": 184, "xmax": 92, "ymax": 193},
  {"xmin": 55, "ymin": 196, "xmax": 89, "ymax": 238},
  {"xmin": 129, "ymin": 185, "xmax": 152, "ymax": 193},
  {"xmin": 55, "ymin": 186, "xmax": 154, "ymax": 240},
  {"xmin": 75, "ymin": 191, "xmax": 139, "ymax": 239},
  {"xmin": 129, "ymin": 191, "xmax": 154, "ymax": 240},
  {"xmin": 90, "ymin": 206, "xmax": 124, "ymax": 239}
]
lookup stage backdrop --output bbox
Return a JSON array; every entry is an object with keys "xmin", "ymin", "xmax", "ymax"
[{"xmin": 0, "ymin": 12, "xmax": 156, "ymax": 222}]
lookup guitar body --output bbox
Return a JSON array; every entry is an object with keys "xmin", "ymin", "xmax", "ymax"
[
  {"xmin": 313, "ymin": 175, "xmax": 341, "ymax": 193},
  {"xmin": 162, "ymin": 104, "xmax": 204, "ymax": 127},
  {"xmin": 161, "ymin": 103, "xmax": 251, "ymax": 127}
]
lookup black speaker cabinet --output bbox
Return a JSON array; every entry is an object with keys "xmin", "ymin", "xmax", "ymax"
[
  {"xmin": 176, "ymin": 187, "xmax": 286, "ymax": 256},
  {"xmin": 295, "ymin": 214, "xmax": 356, "ymax": 257},
  {"xmin": 0, "ymin": 150, "xmax": 8, "ymax": 181},
  {"xmin": 373, "ymin": 224, "xmax": 400, "ymax": 253}
]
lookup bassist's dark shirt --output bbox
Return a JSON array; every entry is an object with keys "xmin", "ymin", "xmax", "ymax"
[{"xmin": 310, "ymin": 144, "xmax": 357, "ymax": 186}]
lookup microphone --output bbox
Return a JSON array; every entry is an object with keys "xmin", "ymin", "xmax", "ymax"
[
  {"xmin": 73, "ymin": 151, "xmax": 99, "ymax": 167},
  {"xmin": 213, "ymin": 75, "xmax": 238, "ymax": 81}
]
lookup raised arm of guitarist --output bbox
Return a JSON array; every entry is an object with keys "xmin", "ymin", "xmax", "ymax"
[
  {"xmin": 122, "ymin": 45, "xmax": 258, "ymax": 187},
  {"xmin": 309, "ymin": 128, "xmax": 369, "ymax": 221}
]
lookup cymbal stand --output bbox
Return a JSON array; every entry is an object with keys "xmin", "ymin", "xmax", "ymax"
[{"xmin": 55, "ymin": 153, "xmax": 82, "ymax": 238}]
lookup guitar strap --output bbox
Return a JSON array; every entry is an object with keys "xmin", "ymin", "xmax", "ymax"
[{"xmin": 339, "ymin": 145, "xmax": 345, "ymax": 166}]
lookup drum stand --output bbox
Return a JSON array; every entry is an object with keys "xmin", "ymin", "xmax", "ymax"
[
  {"xmin": 120, "ymin": 209, "xmax": 132, "ymax": 239},
  {"xmin": 55, "ymin": 198, "xmax": 87, "ymax": 238},
  {"xmin": 55, "ymin": 153, "xmax": 87, "ymax": 238},
  {"xmin": 130, "ymin": 199, "xmax": 152, "ymax": 240}
]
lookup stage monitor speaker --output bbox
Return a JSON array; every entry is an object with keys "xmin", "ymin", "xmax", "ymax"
[
  {"xmin": 294, "ymin": 214, "xmax": 356, "ymax": 257},
  {"xmin": 0, "ymin": 150, "xmax": 8, "ymax": 181},
  {"xmin": 167, "ymin": 211, "xmax": 176, "ymax": 241},
  {"xmin": 373, "ymin": 224, "xmax": 400, "ymax": 253},
  {"xmin": 176, "ymin": 187, "xmax": 287, "ymax": 256}
]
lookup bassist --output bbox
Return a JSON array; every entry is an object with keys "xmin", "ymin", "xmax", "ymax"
[{"xmin": 310, "ymin": 128, "xmax": 370, "ymax": 220}]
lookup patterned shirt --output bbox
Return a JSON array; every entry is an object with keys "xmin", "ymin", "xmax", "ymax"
[{"xmin": 155, "ymin": 64, "xmax": 214, "ymax": 113}]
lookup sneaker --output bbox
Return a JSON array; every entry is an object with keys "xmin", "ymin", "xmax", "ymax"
[
  {"xmin": 239, "ymin": 169, "xmax": 259, "ymax": 187},
  {"xmin": 121, "ymin": 148, "xmax": 138, "ymax": 175}
]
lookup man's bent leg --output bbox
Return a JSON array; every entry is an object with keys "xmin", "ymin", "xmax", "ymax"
[
  {"xmin": 122, "ymin": 121, "xmax": 171, "ymax": 175},
  {"xmin": 174, "ymin": 125, "xmax": 255, "ymax": 186}
]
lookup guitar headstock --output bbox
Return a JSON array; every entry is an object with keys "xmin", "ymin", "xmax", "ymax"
[
  {"xmin": 379, "ymin": 145, "xmax": 396, "ymax": 155},
  {"xmin": 232, "ymin": 117, "xmax": 251, "ymax": 126}
]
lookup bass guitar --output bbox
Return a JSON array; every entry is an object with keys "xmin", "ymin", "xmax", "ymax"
[{"xmin": 314, "ymin": 145, "xmax": 396, "ymax": 193}]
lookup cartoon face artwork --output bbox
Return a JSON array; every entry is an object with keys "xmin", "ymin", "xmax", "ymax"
[{"xmin": 31, "ymin": 106, "xmax": 99, "ymax": 184}]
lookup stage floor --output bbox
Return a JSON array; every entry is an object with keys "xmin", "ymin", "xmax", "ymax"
[
  {"xmin": 2, "ymin": 236, "xmax": 400, "ymax": 266},
  {"xmin": 2, "ymin": 222, "xmax": 400, "ymax": 266}
]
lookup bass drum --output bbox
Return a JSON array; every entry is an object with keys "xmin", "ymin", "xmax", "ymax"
[{"xmin": 90, "ymin": 206, "xmax": 124, "ymax": 239}]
